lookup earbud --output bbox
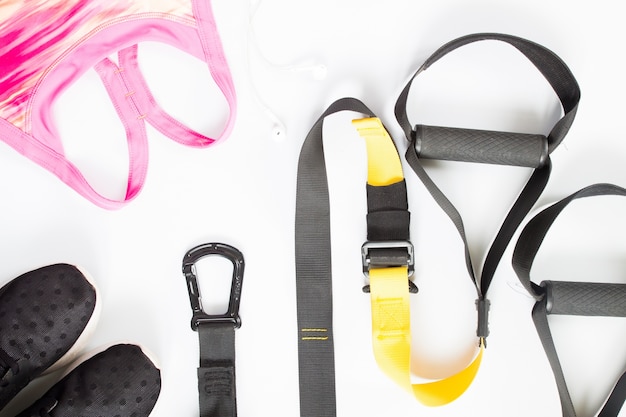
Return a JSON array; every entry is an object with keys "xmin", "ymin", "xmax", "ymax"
[
  {"xmin": 263, "ymin": 108, "xmax": 287, "ymax": 142},
  {"xmin": 270, "ymin": 122, "xmax": 286, "ymax": 142},
  {"xmin": 248, "ymin": 0, "xmax": 328, "ymax": 141}
]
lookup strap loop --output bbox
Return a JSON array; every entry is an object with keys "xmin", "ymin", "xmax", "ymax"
[
  {"xmin": 512, "ymin": 183, "xmax": 626, "ymax": 417},
  {"xmin": 395, "ymin": 33, "xmax": 580, "ymax": 343},
  {"xmin": 395, "ymin": 33, "xmax": 581, "ymax": 147},
  {"xmin": 354, "ymin": 115, "xmax": 481, "ymax": 405}
]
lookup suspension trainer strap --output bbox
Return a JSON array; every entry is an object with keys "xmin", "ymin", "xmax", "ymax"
[
  {"xmin": 295, "ymin": 98, "xmax": 482, "ymax": 415},
  {"xmin": 394, "ymin": 33, "xmax": 580, "ymax": 346},
  {"xmin": 512, "ymin": 183, "xmax": 626, "ymax": 417},
  {"xmin": 295, "ymin": 97, "xmax": 376, "ymax": 417},
  {"xmin": 353, "ymin": 117, "xmax": 483, "ymax": 406}
]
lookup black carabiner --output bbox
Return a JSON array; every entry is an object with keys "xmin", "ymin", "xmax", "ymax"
[{"xmin": 182, "ymin": 242, "xmax": 244, "ymax": 331}]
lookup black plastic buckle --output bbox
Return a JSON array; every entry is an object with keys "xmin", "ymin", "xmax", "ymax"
[
  {"xmin": 361, "ymin": 241, "xmax": 418, "ymax": 293},
  {"xmin": 182, "ymin": 243, "xmax": 244, "ymax": 331}
]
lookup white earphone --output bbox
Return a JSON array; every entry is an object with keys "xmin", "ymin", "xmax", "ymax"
[{"xmin": 247, "ymin": 0, "xmax": 328, "ymax": 141}]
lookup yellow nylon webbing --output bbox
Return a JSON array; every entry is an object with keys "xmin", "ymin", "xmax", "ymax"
[
  {"xmin": 353, "ymin": 117, "xmax": 404, "ymax": 187},
  {"xmin": 353, "ymin": 117, "xmax": 483, "ymax": 406}
]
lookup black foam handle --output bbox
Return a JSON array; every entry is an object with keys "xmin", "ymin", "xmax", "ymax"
[
  {"xmin": 542, "ymin": 281, "xmax": 626, "ymax": 317},
  {"xmin": 414, "ymin": 124, "xmax": 548, "ymax": 168}
]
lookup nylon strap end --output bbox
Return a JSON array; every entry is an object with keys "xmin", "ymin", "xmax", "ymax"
[
  {"xmin": 352, "ymin": 117, "xmax": 404, "ymax": 186},
  {"xmin": 476, "ymin": 298, "xmax": 490, "ymax": 348}
]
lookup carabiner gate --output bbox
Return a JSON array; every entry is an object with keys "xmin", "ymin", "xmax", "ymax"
[{"xmin": 182, "ymin": 242, "xmax": 244, "ymax": 330}]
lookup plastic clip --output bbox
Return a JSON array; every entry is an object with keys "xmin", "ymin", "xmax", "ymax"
[{"xmin": 476, "ymin": 297, "xmax": 491, "ymax": 347}]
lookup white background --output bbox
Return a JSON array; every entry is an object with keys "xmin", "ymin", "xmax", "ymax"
[{"xmin": 1, "ymin": 0, "xmax": 626, "ymax": 416}]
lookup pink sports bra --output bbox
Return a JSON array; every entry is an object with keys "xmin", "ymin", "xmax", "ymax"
[{"xmin": 0, "ymin": 0, "xmax": 236, "ymax": 209}]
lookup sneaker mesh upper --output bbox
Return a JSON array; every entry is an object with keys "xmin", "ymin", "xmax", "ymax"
[
  {"xmin": 17, "ymin": 344, "xmax": 161, "ymax": 417},
  {"xmin": 0, "ymin": 264, "xmax": 97, "ymax": 409}
]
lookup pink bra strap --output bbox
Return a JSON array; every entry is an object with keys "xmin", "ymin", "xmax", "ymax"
[
  {"xmin": 192, "ymin": 0, "xmax": 237, "ymax": 139},
  {"xmin": 0, "ymin": 119, "xmax": 144, "ymax": 211},
  {"xmin": 117, "ymin": 45, "xmax": 215, "ymax": 147},
  {"xmin": 93, "ymin": 58, "xmax": 149, "ymax": 205},
  {"xmin": 0, "ymin": 57, "xmax": 148, "ymax": 209},
  {"xmin": 117, "ymin": 0, "xmax": 236, "ymax": 146}
]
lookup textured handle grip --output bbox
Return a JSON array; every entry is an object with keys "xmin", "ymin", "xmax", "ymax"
[
  {"xmin": 414, "ymin": 124, "xmax": 548, "ymax": 168},
  {"xmin": 543, "ymin": 281, "xmax": 626, "ymax": 317}
]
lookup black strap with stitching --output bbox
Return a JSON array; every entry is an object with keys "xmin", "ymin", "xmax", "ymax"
[
  {"xmin": 294, "ymin": 97, "xmax": 379, "ymax": 417},
  {"xmin": 182, "ymin": 243, "xmax": 244, "ymax": 417}
]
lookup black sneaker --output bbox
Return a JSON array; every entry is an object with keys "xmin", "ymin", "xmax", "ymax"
[
  {"xmin": 16, "ymin": 343, "xmax": 161, "ymax": 417},
  {"xmin": 0, "ymin": 264, "xmax": 100, "ymax": 410}
]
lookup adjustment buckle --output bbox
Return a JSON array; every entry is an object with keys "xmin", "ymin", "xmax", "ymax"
[
  {"xmin": 361, "ymin": 241, "xmax": 417, "ymax": 293},
  {"xmin": 182, "ymin": 243, "xmax": 244, "ymax": 331}
]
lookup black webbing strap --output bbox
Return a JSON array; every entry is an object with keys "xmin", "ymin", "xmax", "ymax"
[
  {"xmin": 197, "ymin": 323, "xmax": 237, "ymax": 417},
  {"xmin": 182, "ymin": 243, "xmax": 244, "ymax": 417},
  {"xmin": 394, "ymin": 33, "xmax": 581, "ymax": 345},
  {"xmin": 362, "ymin": 173, "xmax": 415, "ymax": 294},
  {"xmin": 366, "ymin": 180, "xmax": 410, "ymax": 242},
  {"xmin": 512, "ymin": 183, "xmax": 626, "ymax": 417},
  {"xmin": 295, "ymin": 97, "xmax": 409, "ymax": 416}
]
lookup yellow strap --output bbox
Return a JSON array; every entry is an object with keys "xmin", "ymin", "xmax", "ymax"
[
  {"xmin": 353, "ymin": 117, "xmax": 483, "ymax": 406},
  {"xmin": 352, "ymin": 117, "xmax": 404, "ymax": 186},
  {"xmin": 370, "ymin": 267, "xmax": 484, "ymax": 406}
]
